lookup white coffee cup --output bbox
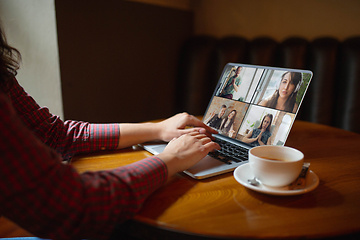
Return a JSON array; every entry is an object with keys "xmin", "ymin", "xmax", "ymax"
[{"xmin": 249, "ymin": 145, "xmax": 304, "ymax": 187}]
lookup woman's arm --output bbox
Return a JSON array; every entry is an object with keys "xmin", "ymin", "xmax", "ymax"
[
  {"xmin": 258, "ymin": 130, "xmax": 271, "ymax": 146},
  {"xmin": 117, "ymin": 113, "xmax": 218, "ymax": 149},
  {"xmin": 233, "ymin": 80, "xmax": 239, "ymax": 92},
  {"xmin": 258, "ymin": 134, "xmax": 267, "ymax": 145},
  {"xmin": 9, "ymin": 78, "xmax": 115, "ymax": 160},
  {"xmin": 266, "ymin": 136, "xmax": 272, "ymax": 145},
  {"xmin": 11, "ymin": 79, "xmax": 216, "ymax": 155},
  {"xmin": 241, "ymin": 130, "xmax": 260, "ymax": 144},
  {"xmin": 228, "ymin": 124, "xmax": 235, "ymax": 138},
  {"xmin": 1, "ymin": 92, "xmax": 220, "ymax": 240}
]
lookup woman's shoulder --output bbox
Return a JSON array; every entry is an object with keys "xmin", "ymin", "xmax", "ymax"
[
  {"xmin": 252, "ymin": 128, "xmax": 260, "ymax": 134},
  {"xmin": 265, "ymin": 129, "xmax": 272, "ymax": 137},
  {"xmin": 258, "ymin": 99, "xmax": 268, "ymax": 106}
]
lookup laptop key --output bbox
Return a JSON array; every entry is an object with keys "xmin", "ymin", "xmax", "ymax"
[
  {"xmin": 209, "ymin": 151, "xmax": 232, "ymax": 164},
  {"xmin": 209, "ymin": 139, "xmax": 248, "ymax": 163}
]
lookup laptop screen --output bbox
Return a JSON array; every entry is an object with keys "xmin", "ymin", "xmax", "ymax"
[{"xmin": 203, "ymin": 63, "xmax": 312, "ymax": 147}]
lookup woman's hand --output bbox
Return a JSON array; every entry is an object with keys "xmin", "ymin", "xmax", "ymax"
[
  {"xmin": 156, "ymin": 113, "xmax": 218, "ymax": 142},
  {"xmin": 117, "ymin": 113, "xmax": 218, "ymax": 149},
  {"xmin": 157, "ymin": 131, "xmax": 220, "ymax": 177},
  {"xmin": 228, "ymin": 129, "xmax": 235, "ymax": 138}
]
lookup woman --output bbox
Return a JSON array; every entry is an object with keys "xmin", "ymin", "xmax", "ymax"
[
  {"xmin": 259, "ymin": 71, "xmax": 302, "ymax": 113},
  {"xmin": 219, "ymin": 66, "xmax": 242, "ymax": 99},
  {"xmin": 0, "ymin": 22, "xmax": 220, "ymax": 240},
  {"xmin": 219, "ymin": 109, "xmax": 237, "ymax": 138},
  {"xmin": 242, "ymin": 114, "xmax": 273, "ymax": 146}
]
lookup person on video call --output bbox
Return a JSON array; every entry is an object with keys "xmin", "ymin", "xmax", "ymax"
[
  {"xmin": 242, "ymin": 114, "xmax": 273, "ymax": 146},
  {"xmin": 258, "ymin": 71, "xmax": 302, "ymax": 113},
  {"xmin": 0, "ymin": 22, "xmax": 220, "ymax": 240},
  {"xmin": 219, "ymin": 109, "xmax": 237, "ymax": 138},
  {"xmin": 219, "ymin": 66, "xmax": 242, "ymax": 99},
  {"xmin": 205, "ymin": 104, "xmax": 227, "ymax": 129}
]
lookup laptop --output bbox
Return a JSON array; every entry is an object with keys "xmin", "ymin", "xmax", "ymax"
[{"xmin": 142, "ymin": 63, "xmax": 313, "ymax": 179}]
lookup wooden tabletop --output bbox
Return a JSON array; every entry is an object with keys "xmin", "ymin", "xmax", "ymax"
[{"xmin": 1, "ymin": 120, "xmax": 360, "ymax": 239}]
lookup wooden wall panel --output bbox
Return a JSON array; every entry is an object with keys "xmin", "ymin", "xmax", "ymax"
[{"xmin": 56, "ymin": 0, "xmax": 193, "ymax": 123}]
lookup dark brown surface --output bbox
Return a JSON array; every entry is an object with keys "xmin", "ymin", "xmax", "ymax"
[
  {"xmin": 55, "ymin": 0, "xmax": 193, "ymax": 123},
  {"xmin": 75, "ymin": 121, "xmax": 360, "ymax": 239}
]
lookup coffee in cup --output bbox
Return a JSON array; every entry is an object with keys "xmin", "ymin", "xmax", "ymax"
[{"xmin": 249, "ymin": 145, "xmax": 304, "ymax": 187}]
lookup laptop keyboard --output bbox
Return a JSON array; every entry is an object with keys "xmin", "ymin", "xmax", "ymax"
[{"xmin": 208, "ymin": 138, "xmax": 248, "ymax": 164}]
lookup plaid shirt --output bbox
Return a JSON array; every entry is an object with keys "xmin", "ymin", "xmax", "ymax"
[{"xmin": 0, "ymin": 79, "xmax": 168, "ymax": 239}]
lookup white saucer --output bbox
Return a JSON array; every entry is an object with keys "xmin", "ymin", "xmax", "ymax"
[{"xmin": 233, "ymin": 163, "xmax": 319, "ymax": 196}]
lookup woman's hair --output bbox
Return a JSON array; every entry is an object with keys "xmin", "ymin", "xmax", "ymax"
[
  {"xmin": 265, "ymin": 71, "xmax": 302, "ymax": 112},
  {"xmin": 258, "ymin": 114, "xmax": 273, "ymax": 132},
  {"xmin": 0, "ymin": 23, "xmax": 21, "ymax": 91},
  {"xmin": 220, "ymin": 110, "xmax": 237, "ymax": 133}
]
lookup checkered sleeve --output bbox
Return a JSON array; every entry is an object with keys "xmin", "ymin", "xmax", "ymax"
[
  {"xmin": 0, "ymin": 89, "xmax": 168, "ymax": 240},
  {"xmin": 8, "ymin": 78, "xmax": 120, "ymax": 160},
  {"xmin": 89, "ymin": 123, "xmax": 120, "ymax": 152}
]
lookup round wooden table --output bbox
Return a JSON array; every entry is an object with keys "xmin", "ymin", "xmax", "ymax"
[
  {"xmin": 1, "ymin": 120, "xmax": 360, "ymax": 239},
  {"xmin": 71, "ymin": 120, "xmax": 360, "ymax": 239}
]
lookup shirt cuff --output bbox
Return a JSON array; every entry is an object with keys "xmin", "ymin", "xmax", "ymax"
[{"xmin": 89, "ymin": 124, "xmax": 120, "ymax": 151}]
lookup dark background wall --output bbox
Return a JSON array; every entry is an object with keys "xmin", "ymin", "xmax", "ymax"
[
  {"xmin": 55, "ymin": 0, "xmax": 193, "ymax": 123},
  {"xmin": 55, "ymin": 0, "xmax": 360, "ymax": 132}
]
